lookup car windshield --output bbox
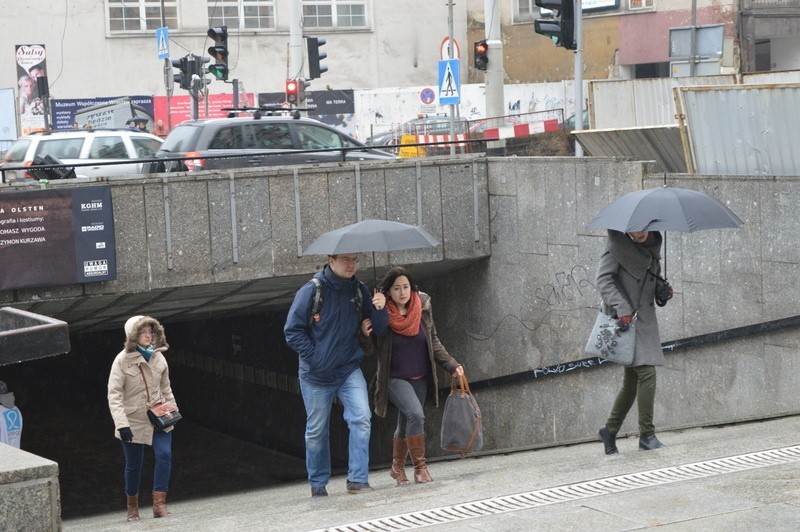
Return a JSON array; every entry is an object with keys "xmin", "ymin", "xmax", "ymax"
[{"xmin": 160, "ymin": 125, "xmax": 201, "ymax": 153}]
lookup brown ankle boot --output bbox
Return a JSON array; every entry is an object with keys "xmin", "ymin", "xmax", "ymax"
[
  {"xmin": 390, "ymin": 436, "xmax": 410, "ymax": 485},
  {"xmin": 152, "ymin": 491, "xmax": 171, "ymax": 518},
  {"xmin": 126, "ymin": 494, "xmax": 140, "ymax": 522},
  {"xmin": 406, "ymin": 433, "xmax": 433, "ymax": 483}
]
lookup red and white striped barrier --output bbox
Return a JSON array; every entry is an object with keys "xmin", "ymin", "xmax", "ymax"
[
  {"xmin": 414, "ymin": 133, "xmax": 467, "ymax": 147},
  {"xmin": 481, "ymin": 119, "xmax": 561, "ymax": 141}
]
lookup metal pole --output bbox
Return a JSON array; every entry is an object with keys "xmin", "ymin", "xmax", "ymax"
[
  {"xmin": 290, "ymin": 0, "xmax": 303, "ymax": 99},
  {"xmin": 447, "ymin": 0, "xmax": 456, "ymax": 156},
  {"xmin": 484, "ymin": 0, "xmax": 504, "ymax": 151},
  {"xmin": 573, "ymin": 0, "xmax": 583, "ymax": 157},
  {"xmin": 689, "ymin": 0, "xmax": 697, "ymax": 77},
  {"xmin": 233, "ymin": 79, "xmax": 239, "ymax": 108},
  {"xmin": 161, "ymin": 0, "xmax": 172, "ymax": 129}
]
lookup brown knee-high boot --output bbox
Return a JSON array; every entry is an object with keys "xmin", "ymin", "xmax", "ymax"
[
  {"xmin": 126, "ymin": 494, "xmax": 140, "ymax": 522},
  {"xmin": 390, "ymin": 437, "xmax": 410, "ymax": 485},
  {"xmin": 152, "ymin": 491, "xmax": 171, "ymax": 518},
  {"xmin": 406, "ymin": 433, "xmax": 432, "ymax": 483}
]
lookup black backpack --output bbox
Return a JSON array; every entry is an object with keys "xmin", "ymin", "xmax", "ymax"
[{"xmin": 308, "ymin": 278, "xmax": 365, "ymax": 327}]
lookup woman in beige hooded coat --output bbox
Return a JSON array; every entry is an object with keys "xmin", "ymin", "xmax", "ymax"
[{"xmin": 107, "ymin": 315, "xmax": 177, "ymax": 521}]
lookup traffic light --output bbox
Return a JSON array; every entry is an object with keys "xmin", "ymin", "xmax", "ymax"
[
  {"xmin": 474, "ymin": 39, "xmax": 489, "ymax": 70},
  {"xmin": 298, "ymin": 78, "xmax": 310, "ymax": 103},
  {"xmin": 286, "ymin": 78, "xmax": 300, "ymax": 105},
  {"xmin": 207, "ymin": 26, "xmax": 229, "ymax": 80},
  {"xmin": 172, "ymin": 56, "xmax": 190, "ymax": 90},
  {"xmin": 306, "ymin": 37, "xmax": 327, "ymax": 79},
  {"xmin": 534, "ymin": 0, "xmax": 576, "ymax": 50}
]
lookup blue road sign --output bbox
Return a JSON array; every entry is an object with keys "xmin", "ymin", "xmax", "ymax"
[
  {"xmin": 438, "ymin": 59, "xmax": 460, "ymax": 105},
  {"xmin": 156, "ymin": 27, "xmax": 170, "ymax": 59}
]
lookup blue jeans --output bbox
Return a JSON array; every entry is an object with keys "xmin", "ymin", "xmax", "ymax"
[
  {"xmin": 388, "ymin": 377, "xmax": 428, "ymax": 437},
  {"xmin": 121, "ymin": 429, "xmax": 172, "ymax": 495},
  {"xmin": 299, "ymin": 368, "xmax": 371, "ymax": 488}
]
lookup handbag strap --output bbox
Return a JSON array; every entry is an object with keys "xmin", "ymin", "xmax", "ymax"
[
  {"xmin": 451, "ymin": 372, "xmax": 472, "ymax": 396},
  {"xmin": 138, "ymin": 365, "xmax": 152, "ymax": 405}
]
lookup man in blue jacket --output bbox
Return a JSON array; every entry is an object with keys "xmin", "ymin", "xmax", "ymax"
[{"xmin": 284, "ymin": 253, "xmax": 388, "ymax": 497}]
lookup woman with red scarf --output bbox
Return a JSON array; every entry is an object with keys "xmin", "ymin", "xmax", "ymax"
[{"xmin": 370, "ymin": 266, "xmax": 464, "ymax": 485}]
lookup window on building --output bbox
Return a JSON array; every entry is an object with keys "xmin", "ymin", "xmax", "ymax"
[
  {"xmin": 208, "ymin": 0, "xmax": 276, "ymax": 30},
  {"xmin": 303, "ymin": 1, "xmax": 367, "ymax": 29},
  {"xmin": 515, "ymin": 0, "xmax": 535, "ymax": 22},
  {"xmin": 514, "ymin": 0, "xmax": 553, "ymax": 22},
  {"xmin": 107, "ymin": 0, "xmax": 177, "ymax": 33},
  {"xmin": 629, "ymin": 0, "xmax": 654, "ymax": 10}
]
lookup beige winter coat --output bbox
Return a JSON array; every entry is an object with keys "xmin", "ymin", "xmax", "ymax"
[{"xmin": 107, "ymin": 316, "xmax": 177, "ymax": 445}]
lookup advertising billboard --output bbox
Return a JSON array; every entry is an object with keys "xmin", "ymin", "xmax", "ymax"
[
  {"xmin": 14, "ymin": 44, "xmax": 49, "ymax": 135},
  {"xmin": 0, "ymin": 186, "xmax": 117, "ymax": 290}
]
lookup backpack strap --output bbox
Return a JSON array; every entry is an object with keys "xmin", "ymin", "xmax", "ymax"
[{"xmin": 308, "ymin": 277, "xmax": 367, "ymax": 327}]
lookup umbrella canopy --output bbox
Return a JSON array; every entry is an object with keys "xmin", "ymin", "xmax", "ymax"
[
  {"xmin": 302, "ymin": 219, "xmax": 440, "ymax": 256},
  {"xmin": 586, "ymin": 187, "xmax": 743, "ymax": 233}
]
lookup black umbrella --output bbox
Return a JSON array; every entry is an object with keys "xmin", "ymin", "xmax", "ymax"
[
  {"xmin": 302, "ymin": 219, "xmax": 440, "ymax": 283},
  {"xmin": 587, "ymin": 186, "xmax": 744, "ymax": 277}
]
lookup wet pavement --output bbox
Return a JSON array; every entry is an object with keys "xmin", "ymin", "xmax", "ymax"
[{"xmin": 61, "ymin": 415, "xmax": 800, "ymax": 531}]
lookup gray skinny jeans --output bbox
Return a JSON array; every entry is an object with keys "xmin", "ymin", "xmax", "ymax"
[{"xmin": 388, "ymin": 377, "xmax": 428, "ymax": 438}]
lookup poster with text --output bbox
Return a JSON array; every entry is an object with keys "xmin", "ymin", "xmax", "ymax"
[
  {"xmin": 51, "ymin": 96, "xmax": 154, "ymax": 131},
  {"xmin": 152, "ymin": 92, "xmax": 254, "ymax": 135},
  {"xmin": 0, "ymin": 186, "xmax": 117, "ymax": 290},
  {"xmin": 258, "ymin": 89, "xmax": 355, "ymax": 136},
  {"xmin": 15, "ymin": 44, "xmax": 49, "ymax": 135}
]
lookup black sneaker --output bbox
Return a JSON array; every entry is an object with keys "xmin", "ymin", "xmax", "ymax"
[
  {"xmin": 346, "ymin": 481, "xmax": 374, "ymax": 494},
  {"xmin": 311, "ymin": 486, "xmax": 328, "ymax": 498},
  {"xmin": 598, "ymin": 425, "xmax": 619, "ymax": 455},
  {"xmin": 639, "ymin": 434, "xmax": 665, "ymax": 450}
]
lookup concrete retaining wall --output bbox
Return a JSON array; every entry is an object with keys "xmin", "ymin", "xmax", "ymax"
[
  {"xmin": 423, "ymin": 160, "xmax": 800, "ymax": 455},
  {"xmin": 0, "ymin": 444, "xmax": 61, "ymax": 531}
]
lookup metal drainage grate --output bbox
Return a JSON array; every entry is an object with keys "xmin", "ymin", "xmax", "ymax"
[{"xmin": 314, "ymin": 445, "xmax": 800, "ymax": 532}]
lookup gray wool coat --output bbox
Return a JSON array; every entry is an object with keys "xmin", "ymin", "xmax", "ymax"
[{"xmin": 595, "ymin": 230, "xmax": 666, "ymax": 367}]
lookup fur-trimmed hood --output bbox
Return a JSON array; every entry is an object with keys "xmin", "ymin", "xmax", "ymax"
[{"xmin": 123, "ymin": 315, "xmax": 168, "ymax": 353}]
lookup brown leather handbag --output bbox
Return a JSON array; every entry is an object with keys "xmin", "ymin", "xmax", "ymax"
[{"xmin": 139, "ymin": 366, "xmax": 182, "ymax": 430}]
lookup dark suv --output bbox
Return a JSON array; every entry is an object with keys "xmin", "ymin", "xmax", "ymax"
[{"xmin": 146, "ymin": 114, "xmax": 395, "ymax": 173}]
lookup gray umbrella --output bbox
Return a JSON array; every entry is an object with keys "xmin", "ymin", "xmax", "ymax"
[
  {"xmin": 586, "ymin": 187, "xmax": 743, "ymax": 233},
  {"xmin": 302, "ymin": 219, "xmax": 440, "ymax": 256},
  {"xmin": 587, "ymin": 186, "xmax": 743, "ymax": 277},
  {"xmin": 302, "ymin": 219, "xmax": 440, "ymax": 283}
]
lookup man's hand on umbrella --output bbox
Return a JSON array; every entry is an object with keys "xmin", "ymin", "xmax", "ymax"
[
  {"xmin": 361, "ymin": 318, "xmax": 373, "ymax": 336},
  {"xmin": 372, "ymin": 290, "xmax": 386, "ymax": 310}
]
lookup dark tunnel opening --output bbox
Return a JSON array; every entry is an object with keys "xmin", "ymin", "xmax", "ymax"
[{"xmin": 2, "ymin": 309, "xmax": 359, "ymax": 519}]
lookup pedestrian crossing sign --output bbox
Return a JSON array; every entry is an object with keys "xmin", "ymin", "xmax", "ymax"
[
  {"xmin": 438, "ymin": 59, "xmax": 460, "ymax": 105},
  {"xmin": 156, "ymin": 27, "xmax": 170, "ymax": 59}
]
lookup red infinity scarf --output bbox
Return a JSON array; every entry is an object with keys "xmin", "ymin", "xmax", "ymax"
[{"xmin": 387, "ymin": 291, "xmax": 422, "ymax": 336}]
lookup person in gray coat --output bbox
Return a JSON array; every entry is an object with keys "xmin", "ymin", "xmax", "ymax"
[{"xmin": 595, "ymin": 229, "xmax": 672, "ymax": 454}]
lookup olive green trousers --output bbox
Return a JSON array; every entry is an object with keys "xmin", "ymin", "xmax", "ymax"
[{"xmin": 605, "ymin": 365, "xmax": 657, "ymax": 436}]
